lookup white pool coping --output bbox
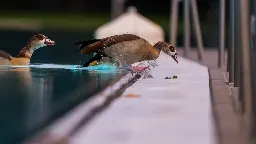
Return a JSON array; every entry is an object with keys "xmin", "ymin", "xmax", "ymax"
[{"xmin": 25, "ymin": 52, "xmax": 217, "ymax": 144}]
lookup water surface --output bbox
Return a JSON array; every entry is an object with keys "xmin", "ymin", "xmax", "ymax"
[{"xmin": 0, "ymin": 63, "xmax": 127, "ymax": 144}]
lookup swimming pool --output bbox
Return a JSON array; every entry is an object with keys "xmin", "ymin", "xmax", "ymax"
[{"xmin": 0, "ymin": 63, "xmax": 127, "ymax": 144}]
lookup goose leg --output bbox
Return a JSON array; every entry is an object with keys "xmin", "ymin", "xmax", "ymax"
[
  {"xmin": 132, "ymin": 66, "xmax": 149, "ymax": 72},
  {"xmin": 118, "ymin": 62, "xmax": 133, "ymax": 75}
]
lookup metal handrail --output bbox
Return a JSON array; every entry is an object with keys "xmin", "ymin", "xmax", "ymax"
[
  {"xmin": 170, "ymin": 0, "xmax": 255, "ymax": 142},
  {"xmin": 228, "ymin": 0, "xmax": 255, "ymax": 142},
  {"xmin": 170, "ymin": 0, "xmax": 204, "ymax": 60}
]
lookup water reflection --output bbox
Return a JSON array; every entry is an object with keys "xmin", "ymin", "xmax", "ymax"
[{"xmin": 0, "ymin": 65, "xmax": 126, "ymax": 144}]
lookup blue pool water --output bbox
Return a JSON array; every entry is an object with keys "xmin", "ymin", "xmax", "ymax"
[
  {"xmin": 2, "ymin": 63, "xmax": 119, "ymax": 71},
  {"xmin": 0, "ymin": 63, "xmax": 127, "ymax": 144}
]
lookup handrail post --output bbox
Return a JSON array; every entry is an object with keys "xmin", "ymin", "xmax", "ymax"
[
  {"xmin": 250, "ymin": 0, "xmax": 256, "ymax": 142},
  {"xmin": 190, "ymin": 0, "xmax": 204, "ymax": 60},
  {"xmin": 240, "ymin": 0, "xmax": 253, "ymax": 141},
  {"xmin": 184, "ymin": 0, "xmax": 190, "ymax": 57},
  {"xmin": 234, "ymin": 0, "xmax": 241, "ymax": 89},
  {"xmin": 170, "ymin": 0, "xmax": 179, "ymax": 47},
  {"xmin": 218, "ymin": 0, "xmax": 225, "ymax": 69},
  {"xmin": 111, "ymin": 0, "xmax": 126, "ymax": 19},
  {"xmin": 232, "ymin": 0, "xmax": 243, "ymax": 116},
  {"xmin": 228, "ymin": 0, "xmax": 235, "ymax": 84}
]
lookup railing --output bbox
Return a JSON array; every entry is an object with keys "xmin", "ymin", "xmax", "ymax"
[
  {"xmin": 170, "ymin": 0, "xmax": 204, "ymax": 60},
  {"xmin": 224, "ymin": 0, "xmax": 254, "ymax": 142},
  {"xmin": 170, "ymin": 0, "xmax": 256, "ymax": 143},
  {"xmin": 230, "ymin": 0, "xmax": 255, "ymax": 142}
]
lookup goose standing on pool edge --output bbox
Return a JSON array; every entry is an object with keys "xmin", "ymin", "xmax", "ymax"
[
  {"xmin": 0, "ymin": 34, "xmax": 55, "ymax": 66},
  {"xmin": 74, "ymin": 34, "xmax": 178, "ymax": 68}
]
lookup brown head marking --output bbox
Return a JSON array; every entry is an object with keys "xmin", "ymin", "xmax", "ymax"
[{"xmin": 169, "ymin": 45, "xmax": 175, "ymax": 52}]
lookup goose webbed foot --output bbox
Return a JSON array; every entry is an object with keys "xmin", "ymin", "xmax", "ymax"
[
  {"xmin": 119, "ymin": 63, "xmax": 136, "ymax": 75},
  {"xmin": 121, "ymin": 63, "xmax": 149, "ymax": 76}
]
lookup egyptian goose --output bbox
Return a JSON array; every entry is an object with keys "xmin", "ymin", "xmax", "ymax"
[
  {"xmin": 0, "ymin": 34, "xmax": 55, "ymax": 66},
  {"xmin": 74, "ymin": 34, "xmax": 178, "ymax": 69}
]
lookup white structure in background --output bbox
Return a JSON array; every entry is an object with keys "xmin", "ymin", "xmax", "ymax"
[{"xmin": 94, "ymin": 6, "xmax": 164, "ymax": 45}]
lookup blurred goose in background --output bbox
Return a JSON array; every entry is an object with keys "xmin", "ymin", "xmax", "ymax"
[{"xmin": 0, "ymin": 34, "xmax": 55, "ymax": 66}]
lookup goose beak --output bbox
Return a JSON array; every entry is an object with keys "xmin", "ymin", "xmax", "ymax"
[
  {"xmin": 171, "ymin": 55, "xmax": 178, "ymax": 63},
  {"xmin": 44, "ymin": 38, "xmax": 55, "ymax": 45}
]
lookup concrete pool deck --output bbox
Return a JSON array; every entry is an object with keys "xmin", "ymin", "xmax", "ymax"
[
  {"xmin": 25, "ymin": 50, "xmax": 218, "ymax": 144},
  {"xmin": 71, "ymin": 55, "xmax": 217, "ymax": 144}
]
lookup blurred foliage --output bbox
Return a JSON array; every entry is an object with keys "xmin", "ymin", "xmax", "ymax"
[
  {"xmin": 0, "ymin": 11, "xmax": 110, "ymax": 31},
  {"xmin": 0, "ymin": 11, "xmax": 216, "ymax": 35}
]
